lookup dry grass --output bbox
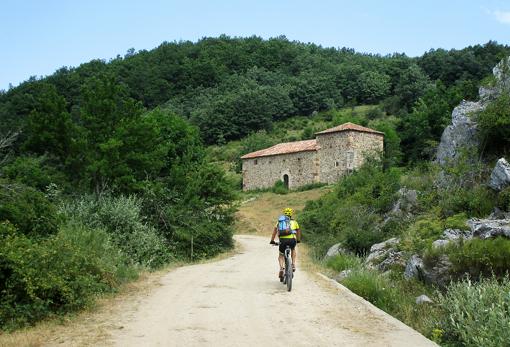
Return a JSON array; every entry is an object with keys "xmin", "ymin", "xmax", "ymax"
[{"xmin": 235, "ymin": 186, "xmax": 330, "ymax": 238}]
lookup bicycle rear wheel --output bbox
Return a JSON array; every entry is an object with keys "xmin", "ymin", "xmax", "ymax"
[{"xmin": 286, "ymin": 254, "xmax": 292, "ymax": 292}]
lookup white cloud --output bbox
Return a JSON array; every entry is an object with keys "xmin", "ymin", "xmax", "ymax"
[{"xmin": 494, "ymin": 10, "xmax": 510, "ymax": 24}]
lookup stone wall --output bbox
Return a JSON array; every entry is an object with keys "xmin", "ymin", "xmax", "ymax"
[
  {"xmin": 242, "ymin": 150, "xmax": 318, "ymax": 191},
  {"xmin": 316, "ymin": 131, "xmax": 384, "ymax": 184}
]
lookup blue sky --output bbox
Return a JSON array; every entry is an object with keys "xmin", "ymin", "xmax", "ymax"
[{"xmin": 1, "ymin": 0, "xmax": 509, "ymax": 90}]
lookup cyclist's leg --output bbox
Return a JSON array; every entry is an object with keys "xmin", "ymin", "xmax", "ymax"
[
  {"xmin": 290, "ymin": 239, "xmax": 297, "ymax": 270},
  {"xmin": 278, "ymin": 241, "xmax": 286, "ymax": 277}
]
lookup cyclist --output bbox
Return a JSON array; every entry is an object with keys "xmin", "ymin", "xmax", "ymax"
[{"xmin": 270, "ymin": 207, "xmax": 301, "ymax": 279}]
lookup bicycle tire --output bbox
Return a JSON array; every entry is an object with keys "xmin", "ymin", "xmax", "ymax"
[{"xmin": 286, "ymin": 253, "xmax": 292, "ymax": 292}]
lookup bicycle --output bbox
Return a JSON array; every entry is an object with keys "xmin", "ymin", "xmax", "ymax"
[{"xmin": 271, "ymin": 242, "xmax": 293, "ymax": 292}]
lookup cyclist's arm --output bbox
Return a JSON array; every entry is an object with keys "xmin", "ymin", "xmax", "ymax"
[
  {"xmin": 270, "ymin": 227, "xmax": 278, "ymax": 243},
  {"xmin": 296, "ymin": 228, "xmax": 302, "ymax": 242}
]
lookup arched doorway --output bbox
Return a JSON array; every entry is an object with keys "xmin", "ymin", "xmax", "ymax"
[{"xmin": 283, "ymin": 174, "xmax": 289, "ymax": 189}]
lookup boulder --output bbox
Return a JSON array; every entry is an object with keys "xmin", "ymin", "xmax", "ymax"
[
  {"xmin": 443, "ymin": 228, "xmax": 473, "ymax": 240},
  {"xmin": 436, "ymin": 100, "xmax": 483, "ymax": 167},
  {"xmin": 365, "ymin": 238, "xmax": 404, "ymax": 271},
  {"xmin": 334, "ymin": 269, "xmax": 352, "ymax": 282},
  {"xmin": 468, "ymin": 218, "xmax": 510, "ymax": 239},
  {"xmin": 416, "ymin": 295, "xmax": 434, "ymax": 305},
  {"xmin": 489, "ymin": 158, "xmax": 510, "ymax": 191},
  {"xmin": 493, "ymin": 56, "xmax": 510, "ymax": 90},
  {"xmin": 390, "ymin": 188, "xmax": 418, "ymax": 215},
  {"xmin": 324, "ymin": 243, "xmax": 346, "ymax": 259},
  {"xmin": 489, "ymin": 207, "xmax": 510, "ymax": 220},
  {"xmin": 431, "ymin": 239, "xmax": 450, "ymax": 249},
  {"xmin": 423, "ymin": 255, "xmax": 453, "ymax": 288},
  {"xmin": 404, "ymin": 254, "xmax": 452, "ymax": 287},
  {"xmin": 404, "ymin": 254, "xmax": 424, "ymax": 279}
]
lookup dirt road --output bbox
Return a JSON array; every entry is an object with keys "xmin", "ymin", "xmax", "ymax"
[{"xmin": 109, "ymin": 235, "xmax": 436, "ymax": 347}]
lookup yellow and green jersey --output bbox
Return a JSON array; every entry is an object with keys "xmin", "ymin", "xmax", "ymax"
[{"xmin": 276, "ymin": 219, "xmax": 300, "ymax": 239}]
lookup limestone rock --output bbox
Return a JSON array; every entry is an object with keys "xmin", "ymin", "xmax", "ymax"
[
  {"xmin": 432, "ymin": 239, "xmax": 450, "ymax": 249},
  {"xmin": 365, "ymin": 238, "xmax": 404, "ymax": 271},
  {"xmin": 404, "ymin": 254, "xmax": 452, "ymax": 287},
  {"xmin": 443, "ymin": 228, "xmax": 473, "ymax": 240},
  {"xmin": 489, "ymin": 158, "xmax": 510, "ymax": 191},
  {"xmin": 334, "ymin": 269, "xmax": 352, "ymax": 282},
  {"xmin": 436, "ymin": 100, "xmax": 483, "ymax": 167},
  {"xmin": 324, "ymin": 243, "xmax": 346, "ymax": 259},
  {"xmin": 468, "ymin": 218, "xmax": 510, "ymax": 239},
  {"xmin": 416, "ymin": 294, "xmax": 434, "ymax": 305},
  {"xmin": 390, "ymin": 188, "xmax": 418, "ymax": 215},
  {"xmin": 493, "ymin": 56, "xmax": 510, "ymax": 90},
  {"xmin": 404, "ymin": 254, "xmax": 424, "ymax": 279},
  {"xmin": 423, "ymin": 255, "xmax": 453, "ymax": 288}
]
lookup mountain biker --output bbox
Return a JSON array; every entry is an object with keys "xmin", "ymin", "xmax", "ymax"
[{"xmin": 270, "ymin": 207, "xmax": 301, "ymax": 280}]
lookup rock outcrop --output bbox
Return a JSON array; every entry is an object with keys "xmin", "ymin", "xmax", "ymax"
[
  {"xmin": 436, "ymin": 56, "xmax": 510, "ymax": 168},
  {"xmin": 324, "ymin": 243, "xmax": 347, "ymax": 259},
  {"xmin": 468, "ymin": 218, "xmax": 510, "ymax": 239},
  {"xmin": 489, "ymin": 158, "xmax": 510, "ymax": 191},
  {"xmin": 365, "ymin": 238, "xmax": 405, "ymax": 271},
  {"xmin": 436, "ymin": 100, "xmax": 483, "ymax": 166}
]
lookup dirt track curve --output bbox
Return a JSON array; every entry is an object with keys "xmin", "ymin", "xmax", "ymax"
[{"xmin": 109, "ymin": 235, "xmax": 436, "ymax": 347}]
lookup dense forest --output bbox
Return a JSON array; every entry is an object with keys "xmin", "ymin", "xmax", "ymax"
[{"xmin": 1, "ymin": 36, "xmax": 510, "ymax": 335}]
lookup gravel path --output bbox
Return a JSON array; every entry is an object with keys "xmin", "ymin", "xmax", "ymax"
[{"xmin": 109, "ymin": 235, "xmax": 436, "ymax": 347}]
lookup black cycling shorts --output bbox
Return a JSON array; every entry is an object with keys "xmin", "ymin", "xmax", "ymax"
[{"xmin": 279, "ymin": 238, "xmax": 297, "ymax": 254}]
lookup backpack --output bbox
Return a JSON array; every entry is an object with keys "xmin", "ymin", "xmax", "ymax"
[{"xmin": 277, "ymin": 215, "xmax": 292, "ymax": 236}]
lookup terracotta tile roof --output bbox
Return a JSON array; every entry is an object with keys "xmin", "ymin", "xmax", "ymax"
[
  {"xmin": 241, "ymin": 139, "xmax": 318, "ymax": 159},
  {"xmin": 315, "ymin": 122, "xmax": 384, "ymax": 136}
]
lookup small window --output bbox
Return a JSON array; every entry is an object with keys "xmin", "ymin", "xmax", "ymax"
[
  {"xmin": 335, "ymin": 161, "xmax": 339, "ymax": 167},
  {"xmin": 254, "ymin": 159, "xmax": 258, "ymax": 165},
  {"xmin": 297, "ymin": 158, "xmax": 301, "ymax": 162}
]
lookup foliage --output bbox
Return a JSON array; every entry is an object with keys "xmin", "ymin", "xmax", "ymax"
[
  {"xmin": 446, "ymin": 238, "xmax": 510, "ymax": 278},
  {"xmin": 302, "ymin": 162, "xmax": 401, "ymax": 256},
  {"xmin": 0, "ymin": 181, "xmax": 59, "ymax": 237},
  {"xmin": 271, "ymin": 180, "xmax": 289, "ymax": 195},
  {"xmin": 497, "ymin": 185, "xmax": 510, "ymax": 211},
  {"xmin": 325, "ymin": 253, "xmax": 362, "ymax": 272},
  {"xmin": 0, "ymin": 222, "xmax": 136, "ymax": 330},
  {"xmin": 1, "ymin": 156, "xmax": 68, "ymax": 192},
  {"xmin": 478, "ymin": 92, "xmax": 510, "ymax": 154},
  {"xmin": 59, "ymin": 195, "xmax": 172, "ymax": 269},
  {"xmin": 435, "ymin": 276, "xmax": 510, "ymax": 347}
]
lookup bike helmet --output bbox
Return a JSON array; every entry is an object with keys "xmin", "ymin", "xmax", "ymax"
[{"xmin": 283, "ymin": 207, "xmax": 293, "ymax": 217}]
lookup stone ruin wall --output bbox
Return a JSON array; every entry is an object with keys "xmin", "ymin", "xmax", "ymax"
[
  {"xmin": 242, "ymin": 150, "xmax": 318, "ymax": 191},
  {"xmin": 317, "ymin": 131, "xmax": 384, "ymax": 184}
]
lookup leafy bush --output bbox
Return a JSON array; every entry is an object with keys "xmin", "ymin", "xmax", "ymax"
[
  {"xmin": 401, "ymin": 213, "xmax": 444, "ymax": 253},
  {"xmin": 497, "ymin": 185, "xmax": 510, "ymax": 211},
  {"xmin": 1, "ymin": 156, "xmax": 68, "ymax": 192},
  {"xmin": 435, "ymin": 276, "xmax": 510, "ymax": 347},
  {"xmin": 326, "ymin": 253, "xmax": 362, "ymax": 272},
  {"xmin": 0, "ymin": 181, "xmax": 59, "ymax": 237},
  {"xmin": 478, "ymin": 93, "xmax": 510, "ymax": 154},
  {"xmin": 438, "ymin": 185, "xmax": 495, "ymax": 218},
  {"xmin": 0, "ymin": 222, "xmax": 136, "ymax": 330},
  {"xmin": 271, "ymin": 180, "xmax": 289, "ymax": 195},
  {"xmin": 341, "ymin": 269, "xmax": 400, "ymax": 312},
  {"xmin": 59, "ymin": 195, "xmax": 172, "ymax": 269},
  {"xmin": 444, "ymin": 212, "xmax": 469, "ymax": 230},
  {"xmin": 446, "ymin": 237, "xmax": 510, "ymax": 278}
]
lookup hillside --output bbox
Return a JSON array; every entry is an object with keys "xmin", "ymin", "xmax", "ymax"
[{"xmin": 1, "ymin": 35, "xmax": 510, "ymax": 340}]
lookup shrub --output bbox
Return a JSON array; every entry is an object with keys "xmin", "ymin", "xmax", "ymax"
[
  {"xmin": 1, "ymin": 156, "xmax": 68, "ymax": 192},
  {"xmin": 342, "ymin": 269, "xmax": 400, "ymax": 313},
  {"xmin": 446, "ymin": 237, "xmax": 510, "ymax": 278},
  {"xmin": 438, "ymin": 185, "xmax": 495, "ymax": 218},
  {"xmin": 59, "ymin": 195, "xmax": 172, "ymax": 269},
  {"xmin": 271, "ymin": 180, "xmax": 288, "ymax": 195},
  {"xmin": 0, "ymin": 223, "xmax": 136, "ymax": 330},
  {"xmin": 497, "ymin": 185, "xmax": 510, "ymax": 211},
  {"xmin": 435, "ymin": 276, "xmax": 510, "ymax": 347},
  {"xmin": 444, "ymin": 212, "xmax": 469, "ymax": 230},
  {"xmin": 326, "ymin": 253, "xmax": 362, "ymax": 272},
  {"xmin": 0, "ymin": 181, "xmax": 59, "ymax": 237},
  {"xmin": 400, "ymin": 212, "xmax": 444, "ymax": 253}
]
